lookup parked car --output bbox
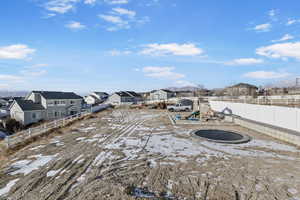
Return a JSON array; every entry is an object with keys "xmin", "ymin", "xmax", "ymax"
[{"xmin": 167, "ymin": 104, "xmax": 192, "ymax": 112}]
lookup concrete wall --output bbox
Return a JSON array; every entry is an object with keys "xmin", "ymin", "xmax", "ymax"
[
  {"xmin": 210, "ymin": 101, "xmax": 300, "ymax": 133},
  {"xmin": 229, "ymin": 116, "xmax": 300, "ymax": 147}
]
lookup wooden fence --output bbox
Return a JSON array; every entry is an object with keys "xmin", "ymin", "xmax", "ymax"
[{"xmin": 3, "ymin": 104, "xmax": 111, "ymax": 149}]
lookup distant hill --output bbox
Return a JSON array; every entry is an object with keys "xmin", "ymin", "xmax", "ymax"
[
  {"xmin": 0, "ymin": 91, "xmax": 28, "ymax": 97},
  {"xmin": 165, "ymin": 86, "xmax": 205, "ymax": 92},
  {"xmin": 264, "ymin": 78, "xmax": 300, "ymax": 88}
]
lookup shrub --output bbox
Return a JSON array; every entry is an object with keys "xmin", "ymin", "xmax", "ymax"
[{"xmin": 4, "ymin": 118, "xmax": 23, "ymax": 134}]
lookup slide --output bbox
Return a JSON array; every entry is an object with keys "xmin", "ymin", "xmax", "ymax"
[{"xmin": 185, "ymin": 111, "xmax": 200, "ymax": 120}]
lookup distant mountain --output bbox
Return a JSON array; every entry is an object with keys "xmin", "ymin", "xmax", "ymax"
[
  {"xmin": 0, "ymin": 91, "xmax": 28, "ymax": 97},
  {"xmin": 165, "ymin": 86, "xmax": 205, "ymax": 92},
  {"xmin": 264, "ymin": 78, "xmax": 300, "ymax": 88}
]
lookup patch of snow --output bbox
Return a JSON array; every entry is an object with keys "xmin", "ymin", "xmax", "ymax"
[
  {"xmin": 76, "ymin": 137, "xmax": 86, "ymax": 141},
  {"xmin": 10, "ymin": 154, "xmax": 57, "ymax": 175},
  {"xmin": 0, "ymin": 178, "xmax": 19, "ymax": 196},
  {"xmin": 30, "ymin": 145, "xmax": 45, "ymax": 151},
  {"xmin": 288, "ymin": 188, "xmax": 298, "ymax": 195},
  {"xmin": 47, "ymin": 170, "xmax": 60, "ymax": 177},
  {"xmin": 93, "ymin": 151, "xmax": 112, "ymax": 166},
  {"xmin": 79, "ymin": 127, "xmax": 97, "ymax": 133}
]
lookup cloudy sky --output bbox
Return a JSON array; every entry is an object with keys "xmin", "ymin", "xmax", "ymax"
[{"xmin": 1, "ymin": 0, "xmax": 300, "ymax": 92}]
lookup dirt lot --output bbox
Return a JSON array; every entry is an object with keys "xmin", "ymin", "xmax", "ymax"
[{"xmin": 0, "ymin": 108, "xmax": 299, "ymax": 200}]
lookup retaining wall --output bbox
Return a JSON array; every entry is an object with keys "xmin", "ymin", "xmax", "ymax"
[
  {"xmin": 210, "ymin": 101, "xmax": 300, "ymax": 132},
  {"xmin": 212, "ymin": 101, "xmax": 300, "ymax": 146}
]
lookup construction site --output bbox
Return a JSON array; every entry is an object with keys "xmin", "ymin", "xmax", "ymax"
[{"xmin": 0, "ymin": 102, "xmax": 299, "ymax": 200}]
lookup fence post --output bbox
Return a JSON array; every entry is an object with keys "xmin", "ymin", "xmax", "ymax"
[
  {"xmin": 6, "ymin": 136, "xmax": 9, "ymax": 149},
  {"xmin": 28, "ymin": 128, "xmax": 31, "ymax": 137}
]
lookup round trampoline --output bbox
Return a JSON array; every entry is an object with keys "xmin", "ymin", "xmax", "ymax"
[{"xmin": 191, "ymin": 129, "xmax": 251, "ymax": 144}]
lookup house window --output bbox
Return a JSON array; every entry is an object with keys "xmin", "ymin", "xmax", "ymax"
[
  {"xmin": 54, "ymin": 101, "xmax": 59, "ymax": 105},
  {"xmin": 54, "ymin": 111, "xmax": 59, "ymax": 117},
  {"xmin": 70, "ymin": 100, "xmax": 75, "ymax": 105},
  {"xmin": 60, "ymin": 101, "xmax": 66, "ymax": 105},
  {"xmin": 32, "ymin": 113, "xmax": 36, "ymax": 119}
]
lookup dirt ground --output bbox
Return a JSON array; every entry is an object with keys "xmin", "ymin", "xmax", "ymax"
[{"xmin": 0, "ymin": 108, "xmax": 299, "ymax": 200}]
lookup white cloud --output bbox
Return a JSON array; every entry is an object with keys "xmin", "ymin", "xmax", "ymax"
[
  {"xmin": 99, "ymin": 14, "xmax": 130, "ymax": 30},
  {"xmin": 0, "ymin": 44, "xmax": 35, "ymax": 60},
  {"xmin": 141, "ymin": 43, "xmax": 203, "ymax": 56},
  {"xmin": 253, "ymin": 23, "xmax": 271, "ymax": 32},
  {"xmin": 271, "ymin": 34, "xmax": 294, "ymax": 43},
  {"xmin": 0, "ymin": 74, "xmax": 24, "ymax": 82},
  {"xmin": 99, "ymin": 14, "xmax": 124, "ymax": 24},
  {"xmin": 32, "ymin": 64, "xmax": 49, "ymax": 68},
  {"xmin": 143, "ymin": 66, "xmax": 185, "ymax": 80},
  {"xmin": 256, "ymin": 42, "xmax": 300, "ymax": 60},
  {"xmin": 286, "ymin": 19, "xmax": 298, "ymax": 26},
  {"xmin": 268, "ymin": 9, "xmax": 276, "ymax": 17},
  {"xmin": 99, "ymin": 7, "xmax": 148, "ymax": 31},
  {"xmin": 112, "ymin": 7, "xmax": 136, "ymax": 18},
  {"xmin": 84, "ymin": 0, "xmax": 96, "ymax": 4},
  {"xmin": 44, "ymin": 0, "xmax": 80, "ymax": 14},
  {"xmin": 243, "ymin": 71, "xmax": 290, "ymax": 79},
  {"xmin": 107, "ymin": 49, "xmax": 132, "ymax": 56},
  {"xmin": 225, "ymin": 58, "xmax": 264, "ymax": 66},
  {"xmin": 104, "ymin": 0, "xmax": 128, "ymax": 4},
  {"xmin": 65, "ymin": 21, "xmax": 86, "ymax": 30},
  {"xmin": 0, "ymin": 84, "xmax": 9, "ymax": 89},
  {"xmin": 268, "ymin": 9, "xmax": 278, "ymax": 21},
  {"xmin": 20, "ymin": 70, "xmax": 47, "ymax": 77}
]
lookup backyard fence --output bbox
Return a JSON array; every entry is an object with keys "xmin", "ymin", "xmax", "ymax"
[
  {"xmin": 212, "ymin": 98, "xmax": 300, "ymax": 107},
  {"xmin": 209, "ymin": 101, "xmax": 300, "ymax": 133},
  {"xmin": 3, "ymin": 104, "xmax": 111, "ymax": 149}
]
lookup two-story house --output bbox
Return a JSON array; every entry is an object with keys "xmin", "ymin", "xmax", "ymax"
[
  {"xmin": 149, "ymin": 89, "xmax": 175, "ymax": 101},
  {"xmin": 84, "ymin": 92, "xmax": 109, "ymax": 105},
  {"xmin": 10, "ymin": 91, "xmax": 83, "ymax": 125},
  {"xmin": 108, "ymin": 91, "xmax": 142, "ymax": 105}
]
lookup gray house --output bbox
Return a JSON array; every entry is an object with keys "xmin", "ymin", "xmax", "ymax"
[
  {"xmin": 149, "ymin": 89, "xmax": 175, "ymax": 101},
  {"xmin": 84, "ymin": 92, "xmax": 109, "ymax": 105},
  {"xmin": 10, "ymin": 91, "xmax": 83, "ymax": 125},
  {"xmin": 10, "ymin": 100, "xmax": 46, "ymax": 125},
  {"xmin": 108, "ymin": 91, "xmax": 142, "ymax": 105}
]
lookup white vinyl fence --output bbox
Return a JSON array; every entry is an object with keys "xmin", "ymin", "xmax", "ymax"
[
  {"xmin": 4, "ymin": 104, "xmax": 111, "ymax": 149},
  {"xmin": 210, "ymin": 101, "xmax": 300, "ymax": 133}
]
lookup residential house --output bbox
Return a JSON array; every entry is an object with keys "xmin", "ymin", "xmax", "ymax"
[
  {"xmin": 288, "ymin": 87, "xmax": 300, "ymax": 95},
  {"xmin": 10, "ymin": 99, "xmax": 46, "ymax": 125},
  {"xmin": 0, "ymin": 98, "xmax": 9, "ymax": 107},
  {"xmin": 10, "ymin": 91, "xmax": 83, "ymax": 125},
  {"xmin": 84, "ymin": 92, "xmax": 109, "ymax": 105},
  {"xmin": 225, "ymin": 83, "xmax": 258, "ymax": 97},
  {"xmin": 149, "ymin": 89, "xmax": 175, "ymax": 101},
  {"xmin": 108, "ymin": 91, "xmax": 143, "ymax": 105},
  {"xmin": 174, "ymin": 91, "xmax": 195, "ymax": 98}
]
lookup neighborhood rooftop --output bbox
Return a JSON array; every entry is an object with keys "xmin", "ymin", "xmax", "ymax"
[
  {"xmin": 14, "ymin": 99, "xmax": 45, "ymax": 111},
  {"xmin": 32, "ymin": 91, "xmax": 82, "ymax": 100}
]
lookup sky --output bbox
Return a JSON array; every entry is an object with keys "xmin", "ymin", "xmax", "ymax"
[{"xmin": 1, "ymin": 0, "xmax": 300, "ymax": 93}]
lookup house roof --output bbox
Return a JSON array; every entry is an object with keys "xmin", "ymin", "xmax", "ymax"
[
  {"xmin": 93, "ymin": 92, "xmax": 109, "ymax": 96},
  {"xmin": 115, "ymin": 91, "xmax": 132, "ymax": 97},
  {"xmin": 32, "ymin": 91, "xmax": 82, "ymax": 100},
  {"xmin": 125, "ymin": 91, "xmax": 142, "ymax": 97},
  {"xmin": 161, "ymin": 89, "xmax": 174, "ymax": 93},
  {"xmin": 114, "ymin": 91, "xmax": 142, "ymax": 98},
  {"xmin": 15, "ymin": 99, "xmax": 45, "ymax": 111},
  {"xmin": 229, "ymin": 83, "xmax": 258, "ymax": 89}
]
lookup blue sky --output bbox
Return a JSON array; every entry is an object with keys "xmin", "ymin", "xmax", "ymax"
[{"xmin": 1, "ymin": 0, "xmax": 300, "ymax": 93}]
